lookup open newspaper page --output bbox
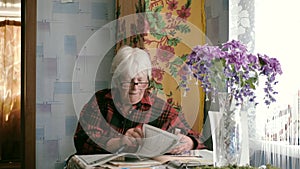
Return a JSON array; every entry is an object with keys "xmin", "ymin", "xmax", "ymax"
[
  {"xmin": 75, "ymin": 154, "xmax": 126, "ymax": 167},
  {"xmin": 73, "ymin": 124, "xmax": 180, "ymax": 167},
  {"xmin": 135, "ymin": 124, "xmax": 180, "ymax": 157},
  {"xmin": 153, "ymin": 149, "xmax": 214, "ymax": 166}
]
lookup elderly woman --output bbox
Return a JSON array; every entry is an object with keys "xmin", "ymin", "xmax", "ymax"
[{"xmin": 74, "ymin": 46, "xmax": 205, "ymax": 155}]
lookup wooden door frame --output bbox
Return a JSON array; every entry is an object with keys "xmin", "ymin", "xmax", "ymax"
[{"xmin": 21, "ymin": 0, "xmax": 36, "ymax": 168}]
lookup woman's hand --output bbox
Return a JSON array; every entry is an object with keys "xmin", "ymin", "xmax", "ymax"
[
  {"xmin": 168, "ymin": 134, "xmax": 194, "ymax": 154},
  {"xmin": 122, "ymin": 127, "xmax": 143, "ymax": 147},
  {"xmin": 106, "ymin": 127, "xmax": 143, "ymax": 152}
]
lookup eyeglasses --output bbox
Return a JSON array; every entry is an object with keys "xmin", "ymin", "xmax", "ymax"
[{"xmin": 121, "ymin": 81, "xmax": 149, "ymax": 89}]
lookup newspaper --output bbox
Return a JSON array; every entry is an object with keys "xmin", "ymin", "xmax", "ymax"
[
  {"xmin": 74, "ymin": 149, "xmax": 214, "ymax": 168},
  {"xmin": 75, "ymin": 124, "xmax": 180, "ymax": 167},
  {"xmin": 153, "ymin": 149, "xmax": 214, "ymax": 166},
  {"xmin": 136, "ymin": 124, "xmax": 180, "ymax": 157}
]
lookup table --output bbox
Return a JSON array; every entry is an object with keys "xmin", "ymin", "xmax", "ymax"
[{"xmin": 66, "ymin": 150, "xmax": 214, "ymax": 169}]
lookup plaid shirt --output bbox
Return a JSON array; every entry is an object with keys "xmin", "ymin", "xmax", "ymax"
[{"xmin": 74, "ymin": 89, "xmax": 205, "ymax": 154}]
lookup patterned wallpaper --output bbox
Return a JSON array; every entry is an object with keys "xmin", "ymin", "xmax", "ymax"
[{"xmin": 36, "ymin": 1, "xmax": 115, "ymax": 168}]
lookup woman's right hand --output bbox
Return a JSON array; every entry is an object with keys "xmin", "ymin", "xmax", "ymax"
[
  {"xmin": 122, "ymin": 127, "xmax": 144, "ymax": 147},
  {"xmin": 106, "ymin": 127, "xmax": 143, "ymax": 153}
]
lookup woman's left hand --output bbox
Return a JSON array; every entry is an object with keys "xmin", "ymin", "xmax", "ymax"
[{"xmin": 168, "ymin": 134, "xmax": 194, "ymax": 154}]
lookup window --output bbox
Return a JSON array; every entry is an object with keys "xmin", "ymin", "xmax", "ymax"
[
  {"xmin": 254, "ymin": 0, "xmax": 300, "ymax": 142},
  {"xmin": 229, "ymin": 1, "xmax": 300, "ymax": 168}
]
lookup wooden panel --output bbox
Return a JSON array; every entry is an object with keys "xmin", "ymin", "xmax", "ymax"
[
  {"xmin": 21, "ymin": 0, "xmax": 36, "ymax": 168},
  {"xmin": 0, "ymin": 162, "xmax": 21, "ymax": 169}
]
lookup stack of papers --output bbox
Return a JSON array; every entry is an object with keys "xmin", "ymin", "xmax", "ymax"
[
  {"xmin": 153, "ymin": 149, "xmax": 213, "ymax": 166},
  {"xmin": 73, "ymin": 124, "xmax": 213, "ymax": 168}
]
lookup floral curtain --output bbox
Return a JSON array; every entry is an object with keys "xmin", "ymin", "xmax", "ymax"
[
  {"xmin": 0, "ymin": 20, "xmax": 21, "ymax": 160},
  {"xmin": 229, "ymin": 0, "xmax": 256, "ymax": 165},
  {"xmin": 115, "ymin": 0, "xmax": 206, "ymax": 132}
]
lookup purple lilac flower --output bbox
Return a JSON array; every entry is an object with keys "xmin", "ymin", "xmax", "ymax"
[{"xmin": 186, "ymin": 40, "xmax": 282, "ymax": 106}]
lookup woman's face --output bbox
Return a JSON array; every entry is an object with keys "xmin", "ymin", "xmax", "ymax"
[{"xmin": 118, "ymin": 71, "xmax": 148, "ymax": 105}]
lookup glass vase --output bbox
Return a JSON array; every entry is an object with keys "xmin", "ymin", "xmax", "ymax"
[{"xmin": 214, "ymin": 92, "xmax": 243, "ymax": 167}]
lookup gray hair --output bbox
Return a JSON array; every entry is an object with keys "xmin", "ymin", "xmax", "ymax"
[{"xmin": 111, "ymin": 46, "xmax": 152, "ymax": 81}]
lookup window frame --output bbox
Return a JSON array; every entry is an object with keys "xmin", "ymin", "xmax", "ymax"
[{"xmin": 21, "ymin": 0, "xmax": 36, "ymax": 168}]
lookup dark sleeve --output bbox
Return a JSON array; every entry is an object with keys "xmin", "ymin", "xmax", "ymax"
[
  {"xmin": 74, "ymin": 122, "xmax": 109, "ymax": 154},
  {"xmin": 73, "ymin": 92, "xmax": 113, "ymax": 154}
]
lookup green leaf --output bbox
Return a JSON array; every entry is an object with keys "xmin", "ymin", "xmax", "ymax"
[
  {"xmin": 185, "ymin": 0, "xmax": 192, "ymax": 9},
  {"xmin": 245, "ymin": 77, "xmax": 258, "ymax": 89},
  {"xmin": 170, "ymin": 66, "xmax": 178, "ymax": 77},
  {"xmin": 180, "ymin": 54, "xmax": 188, "ymax": 61},
  {"xmin": 147, "ymin": 13, "xmax": 166, "ymax": 36},
  {"xmin": 153, "ymin": 5, "xmax": 163, "ymax": 12},
  {"xmin": 174, "ymin": 106, "xmax": 182, "ymax": 112},
  {"xmin": 151, "ymin": 32, "xmax": 165, "ymax": 40},
  {"xmin": 154, "ymin": 82, "xmax": 163, "ymax": 90},
  {"xmin": 167, "ymin": 38, "xmax": 181, "ymax": 46},
  {"xmin": 146, "ymin": 14, "xmax": 158, "ymax": 28},
  {"xmin": 171, "ymin": 57, "xmax": 184, "ymax": 65},
  {"xmin": 175, "ymin": 24, "xmax": 191, "ymax": 34},
  {"xmin": 158, "ymin": 90, "xmax": 165, "ymax": 95},
  {"xmin": 168, "ymin": 30, "xmax": 176, "ymax": 36},
  {"xmin": 145, "ymin": 0, "xmax": 150, "ymax": 11}
]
